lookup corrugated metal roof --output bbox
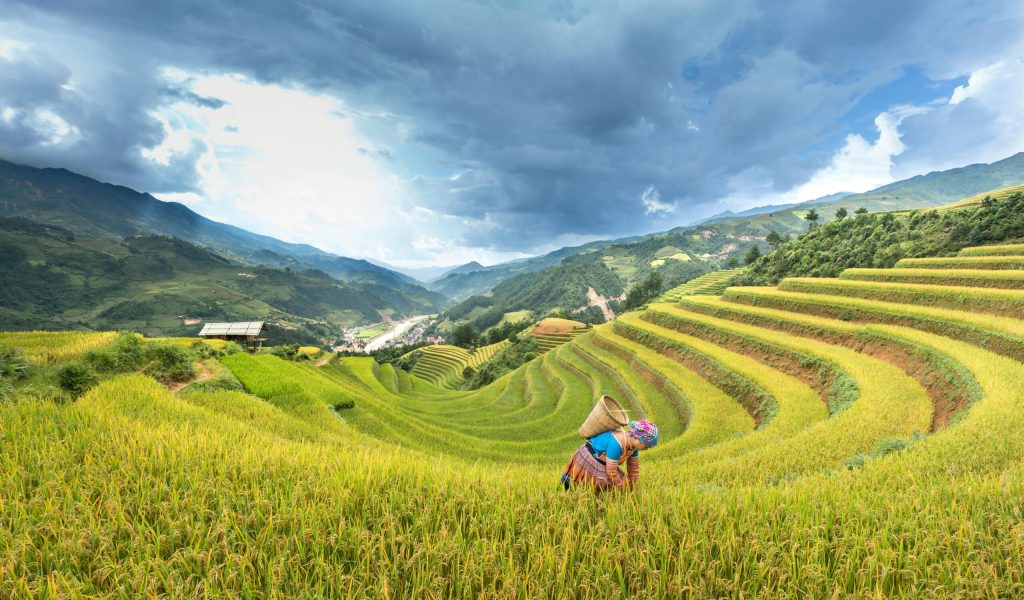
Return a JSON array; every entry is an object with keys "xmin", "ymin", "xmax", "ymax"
[{"xmin": 199, "ymin": 321, "xmax": 264, "ymax": 337}]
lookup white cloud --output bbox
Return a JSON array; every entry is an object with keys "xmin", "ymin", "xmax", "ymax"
[
  {"xmin": 949, "ymin": 61, "xmax": 1017, "ymax": 106},
  {"xmin": 641, "ymin": 185, "xmax": 676, "ymax": 215},
  {"xmin": 144, "ymin": 71, "xmax": 408, "ymax": 256},
  {"xmin": 411, "ymin": 234, "xmax": 452, "ymax": 254},
  {"xmin": 788, "ymin": 104, "xmax": 927, "ymax": 202},
  {"xmin": 0, "ymin": 39, "xmax": 30, "ymax": 60},
  {"xmin": 893, "ymin": 58, "xmax": 1024, "ymax": 178},
  {"xmin": 779, "ymin": 58, "xmax": 1024, "ymax": 206}
]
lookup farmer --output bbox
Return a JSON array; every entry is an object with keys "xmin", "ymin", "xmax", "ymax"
[{"xmin": 561, "ymin": 420, "xmax": 659, "ymax": 492}]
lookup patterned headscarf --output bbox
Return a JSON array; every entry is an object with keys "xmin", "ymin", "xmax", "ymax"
[{"xmin": 628, "ymin": 420, "xmax": 659, "ymax": 448}]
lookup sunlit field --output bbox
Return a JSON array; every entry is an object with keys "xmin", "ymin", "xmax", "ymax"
[{"xmin": 3, "ymin": 241, "xmax": 1024, "ymax": 597}]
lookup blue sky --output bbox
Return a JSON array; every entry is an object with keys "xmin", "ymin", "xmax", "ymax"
[{"xmin": 0, "ymin": 1, "xmax": 1022, "ymax": 267}]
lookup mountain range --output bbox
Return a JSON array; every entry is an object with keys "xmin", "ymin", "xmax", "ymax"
[
  {"xmin": 0, "ymin": 159, "xmax": 446, "ymax": 316},
  {"xmin": 428, "ymin": 152, "xmax": 1024, "ymax": 302},
  {"xmin": 2, "ymin": 151, "xmax": 1022, "ymax": 341},
  {"xmin": 429, "ymin": 152, "xmax": 1024, "ymax": 333}
]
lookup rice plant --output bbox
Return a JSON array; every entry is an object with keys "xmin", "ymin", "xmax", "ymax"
[{"xmin": 4, "ymin": 252, "xmax": 1024, "ymax": 597}]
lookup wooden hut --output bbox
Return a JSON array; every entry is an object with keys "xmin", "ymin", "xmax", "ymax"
[{"xmin": 198, "ymin": 321, "xmax": 266, "ymax": 351}]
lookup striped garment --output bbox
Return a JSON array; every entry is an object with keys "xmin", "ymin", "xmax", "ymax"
[{"xmin": 561, "ymin": 431, "xmax": 640, "ymax": 491}]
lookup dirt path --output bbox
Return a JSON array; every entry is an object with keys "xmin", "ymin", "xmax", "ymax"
[
  {"xmin": 586, "ymin": 287, "xmax": 617, "ymax": 322},
  {"xmin": 169, "ymin": 361, "xmax": 213, "ymax": 394},
  {"xmin": 314, "ymin": 356, "xmax": 331, "ymax": 367}
]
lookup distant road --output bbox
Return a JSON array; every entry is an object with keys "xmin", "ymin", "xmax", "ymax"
[{"xmin": 364, "ymin": 315, "xmax": 430, "ymax": 352}]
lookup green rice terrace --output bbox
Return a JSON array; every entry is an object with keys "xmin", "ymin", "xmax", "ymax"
[
  {"xmin": 655, "ymin": 268, "xmax": 745, "ymax": 302},
  {"xmin": 528, "ymin": 317, "xmax": 590, "ymax": 353},
  {"xmin": 3, "ymin": 240, "xmax": 1024, "ymax": 597},
  {"xmin": 403, "ymin": 340, "xmax": 509, "ymax": 388}
]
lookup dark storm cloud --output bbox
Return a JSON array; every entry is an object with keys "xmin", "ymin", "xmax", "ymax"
[{"xmin": 0, "ymin": 0, "xmax": 1021, "ymax": 253}]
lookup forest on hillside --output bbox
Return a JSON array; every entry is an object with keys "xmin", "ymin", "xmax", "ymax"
[{"xmin": 744, "ymin": 192, "xmax": 1024, "ymax": 284}]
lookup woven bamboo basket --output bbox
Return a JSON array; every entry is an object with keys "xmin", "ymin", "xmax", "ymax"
[{"xmin": 578, "ymin": 395, "xmax": 629, "ymax": 438}]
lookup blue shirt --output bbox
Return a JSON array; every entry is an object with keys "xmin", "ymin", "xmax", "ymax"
[{"xmin": 587, "ymin": 430, "xmax": 638, "ymax": 462}]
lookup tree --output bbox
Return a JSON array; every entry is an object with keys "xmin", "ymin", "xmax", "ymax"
[
  {"xmin": 835, "ymin": 207, "xmax": 848, "ymax": 220},
  {"xmin": 805, "ymin": 208, "xmax": 820, "ymax": 227},
  {"xmin": 452, "ymin": 323, "xmax": 478, "ymax": 348},
  {"xmin": 766, "ymin": 230, "xmax": 784, "ymax": 250},
  {"xmin": 855, "ymin": 207, "xmax": 869, "ymax": 215},
  {"xmin": 726, "ymin": 257, "xmax": 740, "ymax": 268},
  {"xmin": 623, "ymin": 271, "xmax": 664, "ymax": 310},
  {"xmin": 744, "ymin": 244, "xmax": 762, "ymax": 265}
]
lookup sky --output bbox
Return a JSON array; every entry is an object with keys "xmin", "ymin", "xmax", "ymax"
[{"xmin": 0, "ymin": 1, "xmax": 1022, "ymax": 268}]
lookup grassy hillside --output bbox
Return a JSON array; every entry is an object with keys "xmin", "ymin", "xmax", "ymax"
[
  {"xmin": 4, "ymin": 229, "xmax": 1024, "ymax": 595},
  {"xmin": 828, "ymin": 151, "xmax": 1024, "ymax": 210},
  {"xmin": 0, "ymin": 218, "xmax": 437, "ymax": 343},
  {"xmin": 403, "ymin": 341, "xmax": 509, "ymax": 388}
]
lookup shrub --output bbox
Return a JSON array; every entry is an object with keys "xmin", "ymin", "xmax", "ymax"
[
  {"xmin": 58, "ymin": 362, "xmax": 99, "ymax": 397},
  {"xmin": 190, "ymin": 341, "xmax": 222, "ymax": 359},
  {"xmin": 0, "ymin": 345, "xmax": 31, "ymax": 381},
  {"xmin": 84, "ymin": 332, "xmax": 145, "ymax": 374},
  {"xmin": 180, "ymin": 369, "xmax": 244, "ymax": 394},
  {"xmin": 223, "ymin": 342, "xmax": 244, "ymax": 355},
  {"xmin": 270, "ymin": 344, "xmax": 301, "ymax": 360},
  {"xmin": 143, "ymin": 343, "xmax": 196, "ymax": 383}
]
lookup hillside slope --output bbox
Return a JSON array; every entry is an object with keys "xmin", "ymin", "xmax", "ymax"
[
  {"xmin": 436, "ymin": 235, "xmax": 718, "ymax": 333},
  {"xmin": 0, "ymin": 159, "xmax": 446, "ymax": 308},
  {"xmin": 429, "ymin": 239, "xmax": 632, "ymax": 301},
  {"xmin": 744, "ymin": 186, "xmax": 1024, "ymax": 283},
  {"xmin": 0, "ymin": 218, "xmax": 435, "ymax": 343}
]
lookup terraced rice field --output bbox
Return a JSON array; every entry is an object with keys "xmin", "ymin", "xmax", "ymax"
[
  {"xmin": 529, "ymin": 317, "xmax": 589, "ymax": 352},
  {"xmin": 4, "ymin": 242, "xmax": 1024, "ymax": 596},
  {"xmin": 406, "ymin": 340, "xmax": 508, "ymax": 387},
  {"xmin": 0, "ymin": 330, "xmax": 118, "ymax": 363},
  {"xmin": 656, "ymin": 268, "xmax": 745, "ymax": 302}
]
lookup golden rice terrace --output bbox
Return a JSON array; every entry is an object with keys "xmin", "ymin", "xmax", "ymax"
[{"xmin": 3, "ymin": 242, "xmax": 1024, "ymax": 597}]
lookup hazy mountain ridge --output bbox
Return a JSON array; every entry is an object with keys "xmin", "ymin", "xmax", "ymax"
[
  {"xmin": 434, "ymin": 152, "xmax": 1024, "ymax": 333},
  {"xmin": 429, "ymin": 239, "xmax": 638, "ymax": 301}
]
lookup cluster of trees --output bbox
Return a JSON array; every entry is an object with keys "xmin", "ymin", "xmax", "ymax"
[
  {"xmin": 449, "ymin": 317, "xmax": 530, "ymax": 349},
  {"xmin": 744, "ymin": 193, "xmax": 1024, "ymax": 284},
  {"xmin": 622, "ymin": 272, "xmax": 664, "ymax": 311},
  {"xmin": 460, "ymin": 337, "xmax": 540, "ymax": 389}
]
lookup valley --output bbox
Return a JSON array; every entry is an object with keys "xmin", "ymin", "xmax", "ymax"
[
  {"xmin": 3, "ymin": 3, "xmax": 1022, "ymax": 597},
  {"xmin": 362, "ymin": 315, "xmax": 432, "ymax": 352}
]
